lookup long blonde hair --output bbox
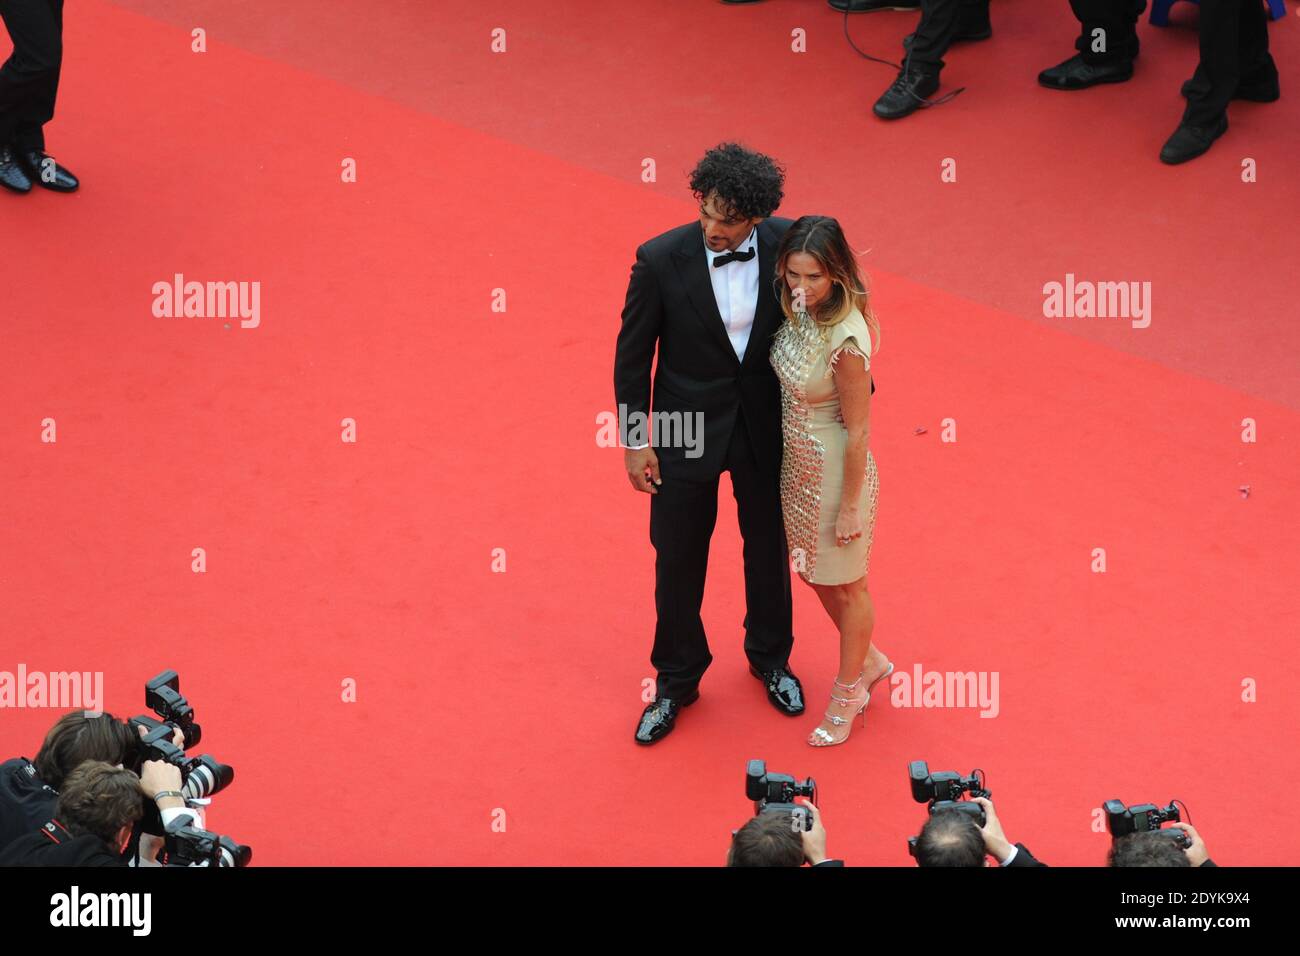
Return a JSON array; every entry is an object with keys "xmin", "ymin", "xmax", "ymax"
[{"xmin": 772, "ymin": 215, "xmax": 880, "ymax": 355}]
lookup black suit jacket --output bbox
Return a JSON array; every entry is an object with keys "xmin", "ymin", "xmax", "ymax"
[
  {"xmin": 615, "ymin": 218, "xmax": 794, "ymax": 482},
  {"xmin": 1006, "ymin": 842, "xmax": 1048, "ymax": 867}
]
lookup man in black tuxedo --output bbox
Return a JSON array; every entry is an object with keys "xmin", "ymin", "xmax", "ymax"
[
  {"xmin": 0, "ymin": 0, "xmax": 79, "ymax": 194},
  {"xmin": 615, "ymin": 142, "xmax": 805, "ymax": 746}
]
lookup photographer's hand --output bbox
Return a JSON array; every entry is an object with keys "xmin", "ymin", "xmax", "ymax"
[
  {"xmin": 139, "ymin": 759, "xmax": 185, "ymax": 811},
  {"xmin": 971, "ymin": 797, "xmax": 1014, "ymax": 864},
  {"xmin": 1171, "ymin": 823, "xmax": 1209, "ymax": 866},
  {"xmin": 136, "ymin": 723, "xmax": 185, "ymax": 749},
  {"xmin": 795, "ymin": 798, "xmax": 828, "ymax": 866}
]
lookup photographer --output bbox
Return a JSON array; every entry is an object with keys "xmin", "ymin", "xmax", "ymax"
[
  {"xmin": 915, "ymin": 797, "xmax": 1046, "ymax": 867},
  {"xmin": 0, "ymin": 757, "xmax": 185, "ymax": 866},
  {"xmin": 1109, "ymin": 824, "xmax": 1217, "ymax": 867},
  {"xmin": 727, "ymin": 799, "xmax": 843, "ymax": 867},
  {"xmin": 0, "ymin": 709, "xmax": 138, "ymax": 851}
]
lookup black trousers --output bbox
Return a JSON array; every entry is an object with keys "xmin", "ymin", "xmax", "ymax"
[
  {"xmin": 1070, "ymin": 0, "xmax": 1147, "ymax": 65},
  {"xmin": 1182, "ymin": 0, "xmax": 1275, "ymax": 125},
  {"xmin": 909, "ymin": 0, "xmax": 989, "ymax": 71},
  {"xmin": 0, "ymin": 0, "xmax": 64, "ymax": 150},
  {"xmin": 648, "ymin": 410, "xmax": 794, "ymax": 699}
]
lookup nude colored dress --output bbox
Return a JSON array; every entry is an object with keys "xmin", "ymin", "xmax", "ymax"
[{"xmin": 769, "ymin": 306, "xmax": 879, "ymax": 585}]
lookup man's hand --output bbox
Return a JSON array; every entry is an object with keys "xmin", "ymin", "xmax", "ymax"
[
  {"xmin": 795, "ymin": 798, "xmax": 828, "ymax": 866},
  {"xmin": 1171, "ymin": 823, "xmax": 1209, "ymax": 866},
  {"xmin": 971, "ymin": 797, "xmax": 1014, "ymax": 864},
  {"xmin": 136, "ymin": 723, "xmax": 185, "ymax": 750},
  {"xmin": 138, "ymin": 759, "xmax": 184, "ymax": 811},
  {"xmin": 625, "ymin": 447, "xmax": 661, "ymax": 494}
]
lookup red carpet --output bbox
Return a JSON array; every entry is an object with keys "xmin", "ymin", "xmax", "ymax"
[{"xmin": 0, "ymin": 0, "xmax": 1296, "ymax": 865}]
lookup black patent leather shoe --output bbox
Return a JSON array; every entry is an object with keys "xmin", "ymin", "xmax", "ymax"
[
  {"xmin": 0, "ymin": 147, "xmax": 33, "ymax": 194},
  {"xmin": 873, "ymin": 66, "xmax": 941, "ymax": 120},
  {"xmin": 1159, "ymin": 114, "xmax": 1228, "ymax": 165},
  {"xmin": 1038, "ymin": 53, "xmax": 1133, "ymax": 90},
  {"xmin": 634, "ymin": 689, "xmax": 700, "ymax": 745},
  {"xmin": 17, "ymin": 148, "xmax": 79, "ymax": 192},
  {"xmin": 749, "ymin": 665, "xmax": 806, "ymax": 716}
]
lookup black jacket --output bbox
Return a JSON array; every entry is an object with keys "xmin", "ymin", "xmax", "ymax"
[
  {"xmin": 0, "ymin": 818, "xmax": 125, "ymax": 867},
  {"xmin": 1007, "ymin": 842, "xmax": 1047, "ymax": 867},
  {"xmin": 0, "ymin": 757, "xmax": 58, "ymax": 852},
  {"xmin": 615, "ymin": 218, "xmax": 796, "ymax": 482}
]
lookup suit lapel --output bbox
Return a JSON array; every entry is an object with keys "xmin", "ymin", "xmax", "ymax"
[
  {"xmin": 672, "ymin": 225, "xmax": 740, "ymax": 365},
  {"xmin": 743, "ymin": 218, "xmax": 781, "ymax": 371}
]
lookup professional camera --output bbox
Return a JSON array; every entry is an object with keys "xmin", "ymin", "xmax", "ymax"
[
  {"xmin": 907, "ymin": 760, "xmax": 991, "ymax": 857},
  {"xmin": 1103, "ymin": 799, "xmax": 1191, "ymax": 849},
  {"xmin": 746, "ymin": 759, "xmax": 817, "ymax": 832},
  {"xmin": 127, "ymin": 670, "xmax": 248, "ymax": 862},
  {"xmin": 162, "ymin": 813, "xmax": 252, "ymax": 868},
  {"xmin": 129, "ymin": 670, "xmax": 234, "ymax": 801}
]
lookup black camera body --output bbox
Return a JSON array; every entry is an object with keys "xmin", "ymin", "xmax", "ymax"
[
  {"xmin": 907, "ymin": 760, "xmax": 991, "ymax": 857},
  {"xmin": 163, "ymin": 813, "xmax": 252, "ymax": 867},
  {"xmin": 129, "ymin": 670, "xmax": 235, "ymax": 803},
  {"xmin": 126, "ymin": 670, "xmax": 247, "ymax": 863},
  {"xmin": 1103, "ymin": 799, "xmax": 1190, "ymax": 849},
  {"xmin": 746, "ymin": 759, "xmax": 817, "ymax": 832}
]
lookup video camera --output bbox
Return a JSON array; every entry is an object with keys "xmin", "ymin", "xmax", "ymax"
[
  {"xmin": 1103, "ymin": 799, "xmax": 1191, "ymax": 849},
  {"xmin": 745, "ymin": 759, "xmax": 818, "ymax": 832},
  {"xmin": 907, "ymin": 760, "xmax": 991, "ymax": 857}
]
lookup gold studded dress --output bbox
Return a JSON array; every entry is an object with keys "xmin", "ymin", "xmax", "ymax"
[{"xmin": 769, "ymin": 306, "xmax": 879, "ymax": 585}]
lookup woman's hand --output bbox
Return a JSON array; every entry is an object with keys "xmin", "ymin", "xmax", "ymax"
[{"xmin": 835, "ymin": 506, "xmax": 862, "ymax": 547}]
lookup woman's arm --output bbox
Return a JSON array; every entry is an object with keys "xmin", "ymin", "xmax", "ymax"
[{"xmin": 832, "ymin": 344, "xmax": 872, "ymax": 540}]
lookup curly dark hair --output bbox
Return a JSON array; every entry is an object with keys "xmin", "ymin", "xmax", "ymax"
[{"xmin": 689, "ymin": 142, "xmax": 785, "ymax": 221}]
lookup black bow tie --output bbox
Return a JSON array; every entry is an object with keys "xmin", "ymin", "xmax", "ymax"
[{"xmin": 712, "ymin": 247, "xmax": 756, "ymax": 268}]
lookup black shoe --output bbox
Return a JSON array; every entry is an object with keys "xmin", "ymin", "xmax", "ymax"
[
  {"xmin": 830, "ymin": 0, "xmax": 920, "ymax": 11},
  {"xmin": 1159, "ymin": 114, "xmax": 1228, "ymax": 165},
  {"xmin": 16, "ymin": 148, "xmax": 79, "ymax": 192},
  {"xmin": 1180, "ymin": 74, "xmax": 1279, "ymax": 103},
  {"xmin": 749, "ymin": 665, "xmax": 806, "ymax": 716},
  {"xmin": 873, "ymin": 66, "xmax": 941, "ymax": 119},
  {"xmin": 634, "ymin": 689, "xmax": 700, "ymax": 745},
  {"xmin": 1038, "ymin": 53, "xmax": 1133, "ymax": 90},
  {"xmin": 0, "ymin": 147, "xmax": 33, "ymax": 194}
]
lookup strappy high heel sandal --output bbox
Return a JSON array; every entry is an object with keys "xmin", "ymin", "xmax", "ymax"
[{"xmin": 808, "ymin": 671, "xmax": 869, "ymax": 747}]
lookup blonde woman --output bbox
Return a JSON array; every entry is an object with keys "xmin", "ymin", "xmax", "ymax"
[{"xmin": 769, "ymin": 216, "xmax": 891, "ymax": 747}]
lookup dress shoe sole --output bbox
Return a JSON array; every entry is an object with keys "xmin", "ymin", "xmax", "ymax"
[
  {"xmin": 1038, "ymin": 68, "xmax": 1133, "ymax": 91},
  {"xmin": 833, "ymin": 3, "xmax": 923, "ymax": 12},
  {"xmin": 0, "ymin": 179, "xmax": 33, "ymax": 194},
  {"xmin": 749, "ymin": 666, "xmax": 806, "ymax": 716}
]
